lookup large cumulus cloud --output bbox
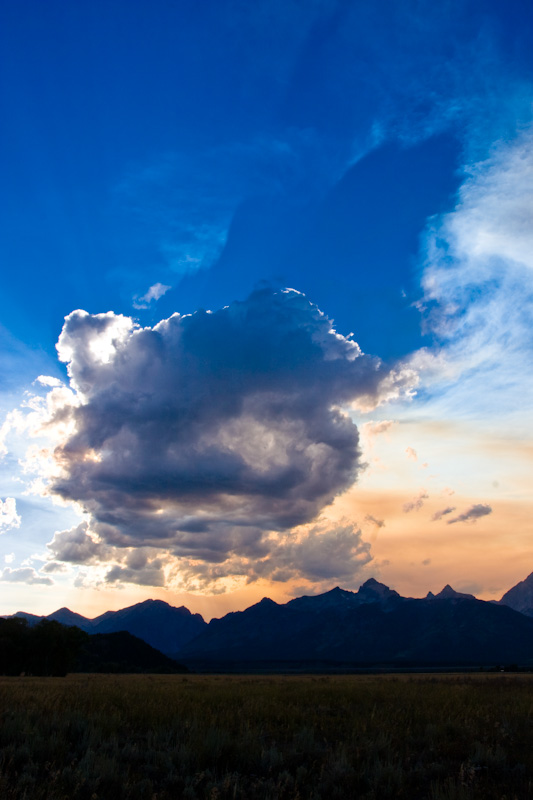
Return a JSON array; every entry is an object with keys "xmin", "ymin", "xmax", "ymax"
[{"xmin": 31, "ymin": 288, "xmax": 415, "ymax": 584}]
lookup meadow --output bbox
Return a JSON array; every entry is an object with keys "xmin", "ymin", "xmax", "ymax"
[{"xmin": 0, "ymin": 673, "xmax": 532, "ymax": 799}]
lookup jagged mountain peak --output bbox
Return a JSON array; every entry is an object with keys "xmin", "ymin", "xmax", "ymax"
[
  {"xmin": 178, "ymin": 578, "xmax": 533, "ymax": 666},
  {"xmin": 287, "ymin": 585, "xmax": 357, "ymax": 611},
  {"xmin": 258, "ymin": 597, "xmax": 278, "ymax": 606},
  {"xmin": 287, "ymin": 580, "xmax": 399, "ymax": 613},
  {"xmin": 432, "ymin": 585, "xmax": 476, "ymax": 600},
  {"xmin": 98, "ymin": 598, "xmax": 198, "ymax": 620},
  {"xmin": 47, "ymin": 607, "xmax": 93, "ymax": 628},
  {"xmin": 322, "ymin": 586, "xmax": 357, "ymax": 599},
  {"xmin": 357, "ymin": 578, "xmax": 400, "ymax": 601}
]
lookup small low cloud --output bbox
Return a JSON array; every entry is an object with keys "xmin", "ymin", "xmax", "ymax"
[
  {"xmin": 431, "ymin": 506, "xmax": 456, "ymax": 521},
  {"xmin": 362, "ymin": 420, "xmax": 395, "ymax": 441},
  {"xmin": 447, "ymin": 504, "xmax": 492, "ymax": 525},
  {"xmin": 405, "ymin": 446, "xmax": 417, "ymax": 461},
  {"xmin": 41, "ymin": 561, "xmax": 67, "ymax": 574},
  {"xmin": 47, "ymin": 522, "xmax": 110, "ymax": 565},
  {"xmin": 133, "ymin": 282, "xmax": 171, "ymax": 309},
  {"xmin": 0, "ymin": 498, "xmax": 21, "ymax": 533},
  {"xmin": 365, "ymin": 514, "xmax": 385, "ymax": 528},
  {"xmin": 1, "ymin": 567, "xmax": 53, "ymax": 586},
  {"xmin": 35, "ymin": 375, "xmax": 63, "ymax": 387},
  {"xmin": 73, "ymin": 571, "xmax": 92, "ymax": 590},
  {"xmin": 403, "ymin": 490, "xmax": 428, "ymax": 513}
]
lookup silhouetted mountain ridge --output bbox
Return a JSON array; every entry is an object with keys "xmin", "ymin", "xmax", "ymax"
[
  {"xmin": 287, "ymin": 580, "xmax": 401, "ymax": 613},
  {"xmin": 9, "ymin": 598, "xmax": 206, "ymax": 656},
  {"xmin": 499, "ymin": 572, "xmax": 533, "ymax": 617},
  {"xmin": 426, "ymin": 585, "xmax": 476, "ymax": 601},
  {"xmin": 8, "ymin": 573, "xmax": 533, "ymax": 668},
  {"xmin": 177, "ymin": 577, "xmax": 533, "ymax": 667}
]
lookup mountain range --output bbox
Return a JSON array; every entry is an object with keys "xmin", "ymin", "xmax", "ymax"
[
  {"xmin": 11, "ymin": 599, "xmax": 206, "ymax": 656},
  {"xmin": 8, "ymin": 571, "xmax": 533, "ymax": 669},
  {"xmin": 176, "ymin": 577, "xmax": 533, "ymax": 668}
]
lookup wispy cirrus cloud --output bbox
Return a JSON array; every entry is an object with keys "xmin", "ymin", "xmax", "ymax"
[
  {"xmin": 403, "ymin": 490, "xmax": 428, "ymax": 513},
  {"xmin": 133, "ymin": 282, "xmax": 171, "ymax": 310},
  {"xmin": 405, "ymin": 446, "xmax": 417, "ymax": 461},
  {"xmin": 431, "ymin": 506, "xmax": 456, "ymax": 522},
  {"xmin": 417, "ymin": 127, "xmax": 533, "ymax": 426}
]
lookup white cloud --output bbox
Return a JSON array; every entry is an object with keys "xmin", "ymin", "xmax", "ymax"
[
  {"xmin": 1, "ymin": 566, "xmax": 53, "ymax": 586},
  {"xmin": 361, "ymin": 419, "xmax": 395, "ymax": 441},
  {"xmin": 405, "ymin": 446, "xmax": 417, "ymax": 461},
  {"xmin": 0, "ymin": 497, "xmax": 21, "ymax": 533},
  {"xmin": 35, "ymin": 375, "xmax": 63, "ymax": 387},
  {"xmin": 443, "ymin": 135, "xmax": 533, "ymax": 270},
  {"xmin": 418, "ymin": 127, "xmax": 533, "ymax": 425},
  {"xmin": 133, "ymin": 282, "xmax": 172, "ymax": 309}
]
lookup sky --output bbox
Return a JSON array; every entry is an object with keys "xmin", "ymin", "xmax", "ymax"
[{"xmin": 0, "ymin": 0, "xmax": 532, "ymax": 620}]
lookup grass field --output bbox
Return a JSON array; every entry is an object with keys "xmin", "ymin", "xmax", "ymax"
[{"xmin": 0, "ymin": 673, "xmax": 532, "ymax": 799}]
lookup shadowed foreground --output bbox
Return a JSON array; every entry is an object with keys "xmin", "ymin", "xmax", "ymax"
[{"xmin": 0, "ymin": 674, "xmax": 532, "ymax": 799}]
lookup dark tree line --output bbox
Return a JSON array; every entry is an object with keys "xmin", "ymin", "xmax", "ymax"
[
  {"xmin": 0, "ymin": 618, "xmax": 188, "ymax": 675},
  {"xmin": 0, "ymin": 617, "xmax": 87, "ymax": 676}
]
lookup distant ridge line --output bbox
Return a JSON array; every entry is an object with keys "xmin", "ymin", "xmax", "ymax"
[{"xmin": 5, "ymin": 574, "xmax": 533, "ymax": 666}]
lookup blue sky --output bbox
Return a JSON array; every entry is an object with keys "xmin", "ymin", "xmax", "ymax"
[{"xmin": 1, "ymin": 0, "xmax": 532, "ymax": 617}]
